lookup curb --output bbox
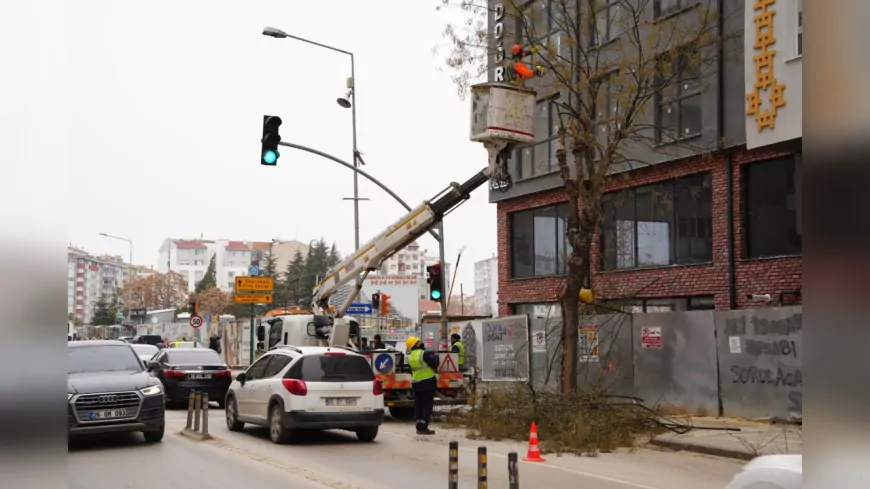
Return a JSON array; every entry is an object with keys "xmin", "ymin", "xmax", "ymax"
[{"xmin": 649, "ymin": 437, "xmax": 755, "ymax": 461}]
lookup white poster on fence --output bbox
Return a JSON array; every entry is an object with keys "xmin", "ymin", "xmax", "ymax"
[{"xmin": 579, "ymin": 323, "xmax": 600, "ymax": 362}]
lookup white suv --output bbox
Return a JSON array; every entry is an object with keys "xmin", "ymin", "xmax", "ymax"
[{"xmin": 224, "ymin": 346, "xmax": 384, "ymax": 444}]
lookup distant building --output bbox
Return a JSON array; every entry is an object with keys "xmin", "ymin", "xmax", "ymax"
[
  {"xmin": 67, "ymin": 246, "xmax": 134, "ymax": 325},
  {"xmin": 377, "ymin": 241, "xmax": 452, "ymax": 300},
  {"xmin": 474, "ymin": 256, "xmax": 498, "ymax": 316}
]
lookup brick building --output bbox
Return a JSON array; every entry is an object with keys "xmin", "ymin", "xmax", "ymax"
[{"xmin": 488, "ymin": 0, "xmax": 802, "ymax": 317}]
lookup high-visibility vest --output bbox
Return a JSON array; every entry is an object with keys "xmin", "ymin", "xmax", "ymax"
[
  {"xmin": 453, "ymin": 341, "xmax": 466, "ymax": 367},
  {"xmin": 408, "ymin": 349, "xmax": 436, "ymax": 382}
]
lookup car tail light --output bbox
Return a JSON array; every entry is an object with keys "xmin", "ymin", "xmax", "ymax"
[
  {"xmin": 373, "ymin": 379, "xmax": 383, "ymax": 396},
  {"xmin": 163, "ymin": 369, "xmax": 185, "ymax": 378},
  {"xmin": 281, "ymin": 379, "xmax": 307, "ymax": 396},
  {"xmin": 324, "ymin": 350, "xmax": 345, "ymax": 355},
  {"xmin": 214, "ymin": 370, "xmax": 232, "ymax": 377}
]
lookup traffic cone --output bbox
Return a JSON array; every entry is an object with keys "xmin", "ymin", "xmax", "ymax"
[{"xmin": 521, "ymin": 421, "xmax": 546, "ymax": 462}]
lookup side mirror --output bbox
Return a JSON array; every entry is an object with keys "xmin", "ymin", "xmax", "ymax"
[
  {"xmin": 256, "ymin": 325, "xmax": 265, "ymax": 342},
  {"xmin": 236, "ymin": 372, "xmax": 246, "ymax": 384},
  {"xmin": 146, "ymin": 361, "xmax": 160, "ymax": 372}
]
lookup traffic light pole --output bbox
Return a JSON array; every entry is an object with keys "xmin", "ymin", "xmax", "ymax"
[{"xmin": 438, "ymin": 221, "xmax": 448, "ymax": 348}]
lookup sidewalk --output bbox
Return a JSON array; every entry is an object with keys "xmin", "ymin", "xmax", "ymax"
[{"xmin": 649, "ymin": 417, "xmax": 802, "ymax": 461}]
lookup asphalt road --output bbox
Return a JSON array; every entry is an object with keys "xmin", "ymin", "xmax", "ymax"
[{"xmin": 67, "ymin": 404, "xmax": 743, "ymax": 489}]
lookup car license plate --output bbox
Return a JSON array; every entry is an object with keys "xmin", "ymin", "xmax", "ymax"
[
  {"xmin": 324, "ymin": 398, "xmax": 357, "ymax": 407},
  {"xmin": 89, "ymin": 409, "xmax": 127, "ymax": 420},
  {"xmin": 189, "ymin": 373, "xmax": 211, "ymax": 379}
]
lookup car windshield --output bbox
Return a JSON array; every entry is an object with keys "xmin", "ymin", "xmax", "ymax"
[
  {"xmin": 68, "ymin": 345, "xmax": 143, "ymax": 374},
  {"xmin": 296, "ymin": 354, "xmax": 374, "ymax": 382},
  {"xmin": 167, "ymin": 350, "xmax": 223, "ymax": 365}
]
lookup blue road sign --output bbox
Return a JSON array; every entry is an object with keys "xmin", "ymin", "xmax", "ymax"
[
  {"xmin": 374, "ymin": 353, "xmax": 394, "ymax": 374},
  {"xmin": 248, "ymin": 265, "xmax": 260, "ymax": 276},
  {"xmin": 347, "ymin": 303, "xmax": 373, "ymax": 314}
]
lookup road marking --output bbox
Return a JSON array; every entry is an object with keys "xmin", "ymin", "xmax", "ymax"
[{"xmin": 381, "ymin": 430, "xmax": 664, "ymax": 489}]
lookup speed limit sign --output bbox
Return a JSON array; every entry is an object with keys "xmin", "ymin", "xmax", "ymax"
[{"xmin": 189, "ymin": 314, "xmax": 203, "ymax": 329}]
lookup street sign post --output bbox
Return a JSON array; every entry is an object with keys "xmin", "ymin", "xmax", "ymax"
[
  {"xmin": 190, "ymin": 314, "xmax": 203, "ymax": 329},
  {"xmin": 346, "ymin": 303, "xmax": 373, "ymax": 314},
  {"xmin": 248, "ymin": 265, "xmax": 260, "ymax": 276},
  {"xmin": 234, "ymin": 293, "xmax": 274, "ymax": 304},
  {"xmin": 235, "ymin": 276, "xmax": 275, "ymax": 291}
]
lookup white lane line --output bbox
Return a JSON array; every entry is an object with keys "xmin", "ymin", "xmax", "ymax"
[{"xmin": 381, "ymin": 430, "xmax": 663, "ymax": 489}]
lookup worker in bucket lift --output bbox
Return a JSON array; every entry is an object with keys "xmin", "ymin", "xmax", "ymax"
[
  {"xmin": 450, "ymin": 333, "xmax": 467, "ymax": 372},
  {"xmin": 406, "ymin": 336, "xmax": 439, "ymax": 435}
]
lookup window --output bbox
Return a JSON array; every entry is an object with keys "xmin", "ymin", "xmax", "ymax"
[
  {"xmin": 601, "ymin": 172, "xmax": 712, "ymax": 270},
  {"xmin": 245, "ymin": 356, "xmax": 272, "ymax": 381},
  {"xmin": 194, "ymin": 260, "xmax": 203, "ymax": 266},
  {"xmin": 263, "ymin": 354, "xmax": 292, "ymax": 377},
  {"xmin": 656, "ymin": 49, "xmax": 702, "ymax": 142},
  {"xmin": 510, "ymin": 203, "xmax": 572, "ymax": 278},
  {"xmin": 797, "ymin": 0, "xmax": 803, "ymax": 55},
  {"xmin": 592, "ymin": 0, "xmax": 622, "ymax": 46},
  {"xmin": 517, "ymin": 96, "xmax": 560, "ymax": 179},
  {"xmin": 195, "ymin": 249, "xmax": 204, "ymax": 255},
  {"xmin": 287, "ymin": 355, "xmax": 375, "ymax": 383},
  {"xmin": 518, "ymin": 0, "xmax": 563, "ymax": 66},
  {"xmin": 654, "ymin": 0, "xmax": 691, "ymax": 18},
  {"xmin": 744, "ymin": 157, "xmax": 802, "ymax": 258},
  {"xmin": 603, "ymin": 295, "xmax": 714, "ymax": 312},
  {"xmin": 594, "ymin": 75, "xmax": 621, "ymax": 158}
]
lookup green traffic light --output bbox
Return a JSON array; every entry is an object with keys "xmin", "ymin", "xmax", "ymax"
[
  {"xmin": 263, "ymin": 150, "xmax": 278, "ymax": 164},
  {"xmin": 431, "ymin": 289, "xmax": 441, "ymax": 300}
]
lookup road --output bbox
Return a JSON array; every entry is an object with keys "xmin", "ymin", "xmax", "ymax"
[{"xmin": 69, "ymin": 404, "xmax": 744, "ymax": 489}]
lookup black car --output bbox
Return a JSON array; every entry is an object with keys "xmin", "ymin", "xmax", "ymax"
[
  {"xmin": 67, "ymin": 340, "xmax": 165, "ymax": 443},
  {"xmin": 133, "ymin": 334, "xmax": 166, "ymax": 349},
  {"xmin": 151, "ymin": 348, "xmax": 232, "ymax": 408}
]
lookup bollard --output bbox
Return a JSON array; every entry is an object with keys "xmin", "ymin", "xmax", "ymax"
[
  {"xmin": 477, "ymin": 446, "xmax": 488, "ymax": 489},
  {"xmin": 448, "ymin": 440, "xmax": 459, "ymax": 489},
  {"xmin": 508, "ymin": 452, "xmax": 519, "ymax": 489},
  {"xmin": 185, "ymin": 389, "xmax": 195, "ymax": 429},
  {"xmin": 193, "ymin": 391, "xmax": 202, "ymax": 432},
  {"xmin": 202, "ymin": 392, "xmax": 209, "ymax": 436}
]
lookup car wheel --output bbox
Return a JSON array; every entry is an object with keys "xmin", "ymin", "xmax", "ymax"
[
  {"xmin": 143, "ymin": 424, "xmax": 165, "ymax": 443},
  {"xmin": 217, "ymin": 398, "xmax": 226, "ymax": 409},
  {"xmin": 268, "ymin": 405, "xmax": 290, "ymax": 444},
  {"xmin": 356, "ymin": 426, "xmax": 378, "ymax": 442},
  {"xmin": 225, "ymin": 397, "xmax": 244, "ymax": 432}
]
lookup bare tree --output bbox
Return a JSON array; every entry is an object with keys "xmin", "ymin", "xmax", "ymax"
[
  {"xmin": 130, "ymin": 272, "xmax": 188, "ymax": 310},
  {"xmin": 197, "ymin": 285, "xmax": 232, "ymax": 317},
  {"xmin": 440, "ymin": 0, "xmax": 731, "ymax": 392}
]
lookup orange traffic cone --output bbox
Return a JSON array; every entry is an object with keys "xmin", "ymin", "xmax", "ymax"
[{"xmin": 521, "ymin": 421, "xmax": 546, "ymax": 462}]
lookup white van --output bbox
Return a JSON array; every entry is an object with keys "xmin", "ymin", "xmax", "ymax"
[{"xmin": 67, "ymin": 321, "xmax": 77, "ymax": 341}]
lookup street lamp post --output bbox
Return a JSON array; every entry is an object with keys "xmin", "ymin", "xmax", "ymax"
[
  {"xmin": 99, "ymin": 233, "xmax": 133, "ymax": 322},
  {"xmin": 262, "ymin": 26, "xmax": 366, "ymax": 250}
]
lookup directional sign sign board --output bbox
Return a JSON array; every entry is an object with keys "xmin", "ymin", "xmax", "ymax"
[
  {"xmin": 234, "ymin": 293, "xmax": 274, "ymax": 304},
  {"xmin": 346, "ymin": 302, "xmax": 373, "ymax": 315},
  {"xmin": 248, "ymin": 265, "xmax": 260, "ymax": 276},
  {"xmin": 374, "ymin": 353, "xmax": 395, "ymax": 374},
  {"xmin": 235, "ymin": 276, "xmax": 274, "ymax": 291},
  {"xmin": 189, "ymin": 314, "xmax": 203, "ymax": 329}
]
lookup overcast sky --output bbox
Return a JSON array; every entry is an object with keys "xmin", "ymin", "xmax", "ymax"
[{"xmin": 7, "ymin": 1, "xmax": 495, "ymax": 292}]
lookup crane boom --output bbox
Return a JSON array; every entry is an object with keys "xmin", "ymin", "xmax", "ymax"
[{"xmin": 311, "ymin": 169, "xmax": 489, "ymax": 315}]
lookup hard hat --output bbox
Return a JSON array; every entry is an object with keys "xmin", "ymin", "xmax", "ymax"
[{"xmin": 405, "ymin": 336, "xmax": 420, "ymax": 351}]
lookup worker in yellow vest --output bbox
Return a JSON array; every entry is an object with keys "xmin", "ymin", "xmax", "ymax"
[
  {"xmin": 406, "ymin": 336, "xmax": 439, "ymax": 435},
  {"xmin": 450, "ymin": 333, "xmax": 467, "ymax": 371}
]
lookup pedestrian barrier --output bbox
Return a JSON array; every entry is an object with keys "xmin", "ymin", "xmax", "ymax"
[
  {"xmin": 181, "ymin": 389, "xmax": 213, "ymax": 441},
  {"xmin": 447, "ymin": 441, "xmax": 522, "ymax": 488}
]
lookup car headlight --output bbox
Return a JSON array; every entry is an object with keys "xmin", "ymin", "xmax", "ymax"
[
  {"xmin": 139, "ymin": 385, "xmax": 163, "ymax": 396},
  {"xmin": 68, "ymin": 393, "xmax": 73, "ymax": 401}
]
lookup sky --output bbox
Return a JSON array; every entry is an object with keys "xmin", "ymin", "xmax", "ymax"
[{"xmin": 5, "ymin": 1, "xmax": 496, "ymax": 293}]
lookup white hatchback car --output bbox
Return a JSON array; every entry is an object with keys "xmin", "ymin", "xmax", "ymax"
[
  {"xmin": 724, "ymin": 455, "xmax": 802, "ymax": 489},
  {"xmin": 224, "ymin": 346, "xmax": 384, "ymax": 444}
]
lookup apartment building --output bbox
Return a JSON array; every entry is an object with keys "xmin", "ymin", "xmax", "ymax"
[
  {"xmin": 378, "ymin": 241, "xmax": 453, "ymax": 300},
  {"xmin": 474, "ymin": 256, "xmax": 498, "ymax": 316},
  {"xmin": 487, "ymin": 0, "xmax": 802, "ymax": 317},
  {"xmin": 67, "ymin": 247, "xmax": 133, "ymax": 325}
]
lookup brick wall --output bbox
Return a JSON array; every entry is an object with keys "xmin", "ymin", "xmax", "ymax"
[{"xmin": 496, "ymin": 145, "xmax": 803, "ymax": 315}]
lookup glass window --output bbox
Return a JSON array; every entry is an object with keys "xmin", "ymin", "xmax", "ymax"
[
  {"xmin": 510, "ymin": 203, "xmax": 571, "ymax": 278},
  {"xmin": 601, "ymin": 173, "xmax": 712, "ymax": 270},
  {"xmin": 656, "ymin": 49, "xmax": 703, "ymax": 142},
  {"xmin": 245, "ymin": 356, "xmax": 272, "ymax": 380},
  {"xmin": 263, "ymin": 354, "xmax": 292, "ymax": 378},
  {"xmin": 744, "ymin": 157, "xmax": 802, "ymax": 258},
  {"xmin": 655, "ymin": 0, "xmax": 685, "ymax": 18},
  {"xmin": 68, "ymin": 345, "xmax": 143, "ymax": 374},
  {"xmin": 592, "ymin": 0, "xmax": 622, "ymax": 46},
  {"xmin": 517, "ymin": 96, "xmax": 560, "ymax": 179},
  {"xmin": 166, "ymin": 349, "xmax": 223, "ymax": 365},
  {"xmin": 288, "ymin": 355, "xmax": 375, "ymax": 383},
  {"xmin": 267, "ymin": 319, "xmax": 284, "ymax": 349}
]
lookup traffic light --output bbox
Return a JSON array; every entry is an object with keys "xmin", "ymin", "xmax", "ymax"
[
  {"xmin": 261, "ymin": 115, "xmax": 283, "ymax": 166},
  {"xmin": 426, "ymin": 262, "xmax": 443, "ymax": 302},
  {"xmin": 371, "ymin": 292, "xmax": 381, "ymax": 310},
  {"xmin": 380, "ymin": 294, "xmax": 392, "ymax": 316},
  {"xmin": 189, "ymin": 299, "xmax": 199, "ymax": 315}
]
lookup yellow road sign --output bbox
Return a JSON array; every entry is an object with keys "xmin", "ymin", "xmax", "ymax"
[
  {"xmin": 235, "ymin": 276, "xmax": 274, "ymax": 291},
  {"xmin": 233, "ymin": 293, "xmax": 274, "ymax": 304}
]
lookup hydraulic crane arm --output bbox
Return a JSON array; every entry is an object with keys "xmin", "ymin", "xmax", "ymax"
[{"xmin": 311, "ymin": 169, "xmax": 489, "ymax": 316}]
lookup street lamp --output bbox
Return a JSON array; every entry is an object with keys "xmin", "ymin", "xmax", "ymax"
[
  {"xmin": 262, "ymin": 26, "xmax": 365, "ymax": 250},
  {"xmin": 99, "ymin": 232, "xmax": 133, "ymax": 322}
]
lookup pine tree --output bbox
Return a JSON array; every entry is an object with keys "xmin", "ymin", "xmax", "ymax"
[
  {"xmin": 282, "ymin": 250, "xmax": 306, "ymax": 306},
  {"xmin": 263, "ymin": 250, "xmax": 278, "ymax": 278},
  {"xmin": 195, "ymin": 253, "xmax": 217, "ymax": 294},
  {"xmin": 462, "ymin": 323, "xmax": 478, "ymax": 370},
  {"xmin": 92, "ymin": 297, "xmax": 114, "ymax": 326},
  {"xmin": 327, "ymin": 243, "xmax": 341, "ymax": 268}
]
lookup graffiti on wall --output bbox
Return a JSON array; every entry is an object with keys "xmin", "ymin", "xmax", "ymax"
[{"xmin": 722, "ymin": 309, "xmax": 802, "ymax": 417}]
